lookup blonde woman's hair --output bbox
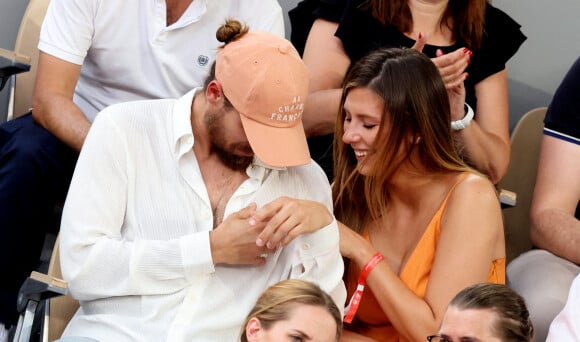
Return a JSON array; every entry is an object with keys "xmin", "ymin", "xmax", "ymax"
[{"xmin": 240, "ymin": 279, "xmax": 342, "ymax": 342}]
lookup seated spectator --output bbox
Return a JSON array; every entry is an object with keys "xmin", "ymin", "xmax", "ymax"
[
  {"xmin": 56, "ymin": 20, "xmax": 345, "ymax": 341},
  {"xmin": 0, "ymin": 0, "xmax": 284, "ymax": 337},
  {"xmin": 255, "ymin": 47, "xmax": 505, "ymax": 342},
  {"xmin": 507, "ymin": 56, "xmax": 580, "ymax": 342},
  {"xmin": 546, "ymin": 273, "xmax": 580, "ymax": 341},
  {"xmin": 241, "ymin": 279, "xmax": 342, "ymax": 342},
  {"xmin": 290, "ymin": 0, "xmax": 526, "ymax": 183},
  {"xmin": 429, "ymin": 283, "xmax": 534, "ymax": 342}
]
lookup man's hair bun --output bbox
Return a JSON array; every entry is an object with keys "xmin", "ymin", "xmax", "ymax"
[{"xmin": 216, "ymin": 19, "xmax": 249, "ymax": 44}]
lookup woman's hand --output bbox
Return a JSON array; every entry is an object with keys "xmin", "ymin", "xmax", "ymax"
[
  {"xmin": 411, "ymin": 33, "xmax": 470, "ymax": 89},
  {"xmin": 251, "ymin": 197, "xmax": 333, "ymax": 249},
  {"xmin": 431, "ymin": 47, "xmax": 470, "ymax": 91}
]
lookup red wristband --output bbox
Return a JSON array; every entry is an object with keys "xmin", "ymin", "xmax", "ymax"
[{"xmin": 343, "ymin": 252, "xmax": 384, "ymax": 323}]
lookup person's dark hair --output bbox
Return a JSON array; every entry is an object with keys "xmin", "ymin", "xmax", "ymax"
[
  {"xmin": 216, "ymin": 18, "xmax": 249, "ymax": 44},
  {"xmin": 366, "ymin": 0, "xmax": 488, "ymax": 49},
  {"xmin": 203, "ymin": 63, "xmax": 217, "ymax": 90},
  {"xmin": 240, "ymin": 279, "xmax": 342, "ymax": 342},
  {"xmin": 333, "ymin": 47, "xmax": 472, "ymax": 233},
  {"xmin": 203, "ymin": 18, "xmax": 248, "ymax": 101},
  {"xmin": 449, "ymin": 283, "xmax": 534, "ymax": 341}
]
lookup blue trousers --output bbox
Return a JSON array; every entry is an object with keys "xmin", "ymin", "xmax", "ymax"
[{"xmin": 0, "ymin": 113, "xmax": 77, "ymax": 326}]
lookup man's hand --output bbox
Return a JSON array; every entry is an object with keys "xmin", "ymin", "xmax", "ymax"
[
  {"xmin": 210, "ymin": 203, "xmax": 270, "ymax": 266},
  {"xmin": 252, "ymin": 197, "xmax": 333, "ymax": 250}
]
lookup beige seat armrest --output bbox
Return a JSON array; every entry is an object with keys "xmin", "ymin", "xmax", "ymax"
[
  {"xmin": 29, "ymin": 271, "xmax": 67, "ymax": 292},
  {"xmin": 0, "ymin": 48, "xmax": 31, "ymax": 65}
]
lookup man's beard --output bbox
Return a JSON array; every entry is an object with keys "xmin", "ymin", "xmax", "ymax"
[
  {"xmin": 211, "ymin": 145, "xmax": 253, "ymax": 171},
  {"xmin": 205, "ymin": 108, "xmax": 254, "ymax": 172}
]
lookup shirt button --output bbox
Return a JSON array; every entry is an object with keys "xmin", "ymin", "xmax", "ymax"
[{"xmin": 302, "ymin": 243, "xmax": 310, "ymax": 250}]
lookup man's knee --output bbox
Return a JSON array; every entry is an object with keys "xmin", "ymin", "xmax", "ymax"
[
  {"xmin": 507, "ymin": 249, "xmax": 579, "ymax": 341},
  {"xmin": 0, "ymin": 115, "xmax": 53, "ymax": 163},
  {"xmin": 0, "ymin": 115, "xmax": 71, "ymax": 175}
]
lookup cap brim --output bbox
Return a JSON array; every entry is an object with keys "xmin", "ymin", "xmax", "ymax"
[{"xmin": 240, "ymin": 114, "xmax": 311, "ymax": 167}]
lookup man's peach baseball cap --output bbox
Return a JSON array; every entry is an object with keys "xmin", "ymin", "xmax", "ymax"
[{"xmin": 215, "ymin": 30, "xmax": 310, "ymax": 167}]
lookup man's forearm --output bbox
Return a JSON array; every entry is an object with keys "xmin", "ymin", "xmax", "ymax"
[
  {"xmin": 531, "ymin": 208, "xmax": 580, "ymax": 265},
  {"xmin": 32, "ymin": 94, "xmax": 91, "ymax": 152}
]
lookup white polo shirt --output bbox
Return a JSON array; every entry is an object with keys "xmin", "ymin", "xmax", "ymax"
[{"xmin": 38, "ymin": 0, "xmax": 284, "ymax": 121}]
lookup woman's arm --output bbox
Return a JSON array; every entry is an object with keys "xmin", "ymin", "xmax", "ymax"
[
  {"xmin": 339, "ymin": 175, "xmax": 504, "ymax": 341},
  {"xmin": 301, "ymin": 18, "xmax": 351, "ymax": 137},
  {"xmin": 455, "ymin": 70, "xmax": 511, "ymax": 183},
  {"xmin": 340, "ymin": 330, "xmax": 378, "ymax": 342},
  {"xmin": 422, "ymin": 41, "xmax": 509, "ymax": 183}
]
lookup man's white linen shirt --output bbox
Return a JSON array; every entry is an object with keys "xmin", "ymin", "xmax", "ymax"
[
  {"xmin": 59, "ymin": 88, "xmax": 346, "ymax": 341},
  {"xmin": 38, "ymin": 0, "xmax": 284, "ymax": 121}
]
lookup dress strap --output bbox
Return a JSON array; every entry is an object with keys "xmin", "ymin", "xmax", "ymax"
[{"xmin": 439, "ymin": 172, "xmax": 471, "ymax": 208}]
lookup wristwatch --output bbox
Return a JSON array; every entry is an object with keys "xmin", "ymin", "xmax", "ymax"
[{"xmin": 451, "ymin": 103, "xmax": 474, "ymax": 131}]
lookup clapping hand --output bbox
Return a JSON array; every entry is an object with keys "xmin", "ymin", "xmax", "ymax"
[
  {"xmin": 411, "ymin": 32, "xmax": 470, "ymax": 89},
  {"xmin": 412, "ymin": 32, "xmax": 469, "ymax": 120}
]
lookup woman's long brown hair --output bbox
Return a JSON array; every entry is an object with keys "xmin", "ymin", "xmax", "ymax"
[
  {"xmin": 332, "ymin": 48, "xmax": 473, "ymax": 234},
  {"xmin": 366, "ymin": 0, "xmax": 488, "ymax": 49}
]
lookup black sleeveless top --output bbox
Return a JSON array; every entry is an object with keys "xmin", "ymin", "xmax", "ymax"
[{"xmin": 289, "ymin": 0, "xmax": 527, "ymax": 180}]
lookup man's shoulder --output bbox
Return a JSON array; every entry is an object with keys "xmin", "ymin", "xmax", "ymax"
[
  {"xmin": 545, "ymin": 57, "xmax": 580, "ymax": 140},
  {"xmin": 99, "ymin": 98, "xmax": 174, "ymax": 116},
  {"xmin": 286, "ymin": 161, "xmax": 331, "ymax": 182},
  {"xmin": 95, "ymin": 98, "xmax": 175, "ymax": 128},
  {"xmin": 227, "ymin": 0, "xmax": 283, "ymax": 24},
  {"xmin": 229, "ymin": 0, "xmax": 281, "ymax": 11}
]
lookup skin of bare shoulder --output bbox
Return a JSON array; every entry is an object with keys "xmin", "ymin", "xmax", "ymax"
[
  {"xmin": 419, "ymin": 172, "xmax": 505, "ymax": 332},
  {"xmin": 441, "ymin": 172, "xmax": 505, "ymax": 259}
]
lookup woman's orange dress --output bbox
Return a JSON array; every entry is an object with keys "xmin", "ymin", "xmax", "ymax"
[{"xmin": 344, "ymin": 174, "xmax": 505, "ymax": 342}]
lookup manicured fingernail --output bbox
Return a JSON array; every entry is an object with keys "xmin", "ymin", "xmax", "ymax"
[
  {"xmin": 249, "ymin": 218, "xmax": 256, "ymax": 226},
  {"xmin": 266, "ymin": 241, "xmax": 273, "ymax": 249},
  {"xmin": 256, "ymin": 238, "xmax": 264, "ymax": 247}
]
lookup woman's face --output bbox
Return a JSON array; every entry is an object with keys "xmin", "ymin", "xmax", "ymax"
[
  {"xmin": 435, "ymin": 306, "xmax": 502, "ymax": 342},
  {"xmin": 342, "ymin": 87, "xmax": 384, "ymax": 176},
  {"xmin": 245, "ymin": 304, "xmax": 337, "ymax": 342}
]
